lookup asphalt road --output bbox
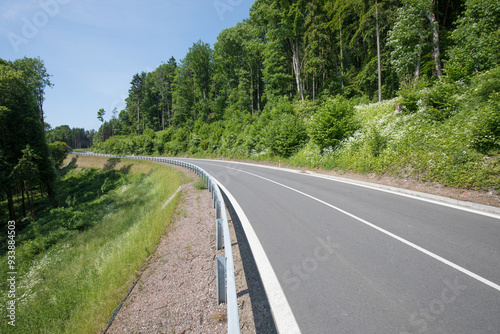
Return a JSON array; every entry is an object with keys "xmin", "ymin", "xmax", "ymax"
[{"xmin": 183, "ymin": 158, "xmax": 500, "ymax": 334}]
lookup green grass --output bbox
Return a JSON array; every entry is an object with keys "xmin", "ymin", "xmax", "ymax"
[
  {"xmin": 0, "ymin": 156, "xmax": 182, "ymax": 333},
  {"xmin": 71, "ymin": 148, "xmax": 92, "ymax": 152},
  {"xmin": 193, "ymin": 179, "xmax": 208, "ymax": 190}
]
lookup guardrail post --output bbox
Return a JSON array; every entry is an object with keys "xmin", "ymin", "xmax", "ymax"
[
  {"xmin": 216, "ymin": 256, "xmax": 227, "ymax": 304},
  {"xmin": 215, "ymin": 201, "xmax": 221, "ymax": 220},
  {"xmin": 216, "ymin": 218, "xmax": 223, "ymax": 250}
]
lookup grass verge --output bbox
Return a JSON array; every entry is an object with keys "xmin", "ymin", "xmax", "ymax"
[{"xmin": 0, "ymin": 155, "xmax": 182, "ymax": 333}]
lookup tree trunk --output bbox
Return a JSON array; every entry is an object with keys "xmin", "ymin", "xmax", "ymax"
[
  {"xmin": 414, "ymin": 48, "xmax": 421, "ymax": 80},
  {"xmin": 313, "ymin": 72, "xmax": 316, "ymax": 104},
  {"xmin": 137, "ymin": 97, "xmax": 140, "ymax": 135},
  {"xmin": 28, "ymin": 189, "xmax": 35, "ymax": 218},
  {"xmin": 249, "ymin": 65, "xmax": 254, "ymax": 115},
  {"xmin": 167, "ymin": 103, "xmax": 171, "ymax": 127},
  {"xmin": 426, "ymin": 10, "xmax": 443, "ymax": 79},
  {"xmin": 376, "ymin": 0, "xmax": 382, "ymax": 102},
  {"xmin": 339, "ymin": 13, "xmax": 344, "ymax": 90},
  {"xmin": 257, "ymin": 61, "xmax": 261, "ymax": 112},
  {"xmin": 41, "ymin": 105, "xmax": 45, "ymax": 127},
  {"xmin": 291, "ymin": 37, "xmax": 305, "ymax": 101}
]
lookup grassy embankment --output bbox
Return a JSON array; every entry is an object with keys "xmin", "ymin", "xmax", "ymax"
[
  {"xmin": 0, "ymin": 155, "xmax": 183, "ymax": 333},
  {"xmin": 288, "ymin": 98, "xmax": 499, "ymax": 191}
]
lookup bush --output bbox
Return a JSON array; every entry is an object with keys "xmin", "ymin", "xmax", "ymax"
[
  {"xmin": 293, "ymin": 99, "xmax": 317, "ymax": 120},
  {"xmin": 266, "ymin": 113, "xmax": 307, "ymax": 157},
  {"xmin": 308, "ymin": 96, "xmax": 358, "ymax": 152},
  {"xmin": 397, "ymin": 77, "xmax": 431, "ymax": 113},
  {"xmin": 49, "ymin": 141, "xmax": 70, "ymax": 168},
  {"xmin": 471, "ymin": 67, "xmax": 500, "ymax": 102},
  {"xmin": 421, "ymin": 80, "xmax": 461, "ymax": 121},
  {"xmin": 366, "ymin": 129, "xmax": 387, "ymax": 157},
  {"xmin": 472, "ymin": 92, "xmax": 500, "ymax": 154}
]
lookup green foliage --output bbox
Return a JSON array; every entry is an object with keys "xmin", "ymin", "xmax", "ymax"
[
  {"xmin": 46, "ymin": 125, "xmax": 93, "ymax": 149},
  {"xmin": 97, "ymin": 108, "xmax": 105, "ymax": 123},
  {"xmin": 266, "ymin": 112, "xmax": 307, "ymax": 157},
  {"xmin": 396, "ymin": 77, "xmax": 432, "ymax": 113},
  {"xmin": 1, "ymin": 58, "xmax": 58, "ymax": 220},
  {"xmin": 293, "ymin": 99, "xmax": 317, "ymax": 120},
  {"xmin": 49, "ymin": 141, "xmax": 70, "ymax": 168},
  {"xmin": 446, "ymin": 0, "xmax": 500, "ymax": 80},
  {"xmin": 472, "ymin": 92, "xmax": 500, "ymax": 154},
  {"xmin": 387, "ymin": 0, "xmax": 429, "ymax": 82},
  {"xmin": 397, "ymin": 78, "xmax": 466, "ymax": 122},
  {"xmin": 419, "ymin": 80, "xmax": 463, "ymax": 121},
  {"xmin": 308, "ymin": 96, "xmax": 358, "ymax": 151},
  {"xmin": 470, "ymin": 67, "xmax": 500, "ymax": 102}
]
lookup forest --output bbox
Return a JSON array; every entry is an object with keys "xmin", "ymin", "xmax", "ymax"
[
  {"xmin": 93, "ymin": 0, "xmax": 499, "ymax": 192},
  {"xmin": 0, "ymin": 57, "xmax": 62, "ymax": 223}
]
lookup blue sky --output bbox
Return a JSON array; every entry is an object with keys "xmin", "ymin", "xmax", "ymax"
[{"xmin": 0, "ymin": 0, "xmax": 253, "ymax": 131}]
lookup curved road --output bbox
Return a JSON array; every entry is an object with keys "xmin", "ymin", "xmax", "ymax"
[{"xmin": 183, "ymin": 158, "xmax": 500, "ymax": 334}]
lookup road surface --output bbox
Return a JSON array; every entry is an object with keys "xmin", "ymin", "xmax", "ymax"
[{"xmin": 182, "ymin": 158, "xmax": 500, "ymax": 334}]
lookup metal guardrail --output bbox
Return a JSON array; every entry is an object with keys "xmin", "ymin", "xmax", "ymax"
[{"xmin": 71, "ymin": 152, "xmax": 240, "ymax": 334}]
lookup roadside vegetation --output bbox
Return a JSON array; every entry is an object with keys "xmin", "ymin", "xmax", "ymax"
[
  {"xmin": 93, "ymin": 69, "xmax": 500, "ymax": 192},
  {"xmin": 91, "ymin": 0, "xmax": 499, "ymax": 194},
  {"xmin": 0, "ymin": 155, "xmax": 182, "ymax": 333}
]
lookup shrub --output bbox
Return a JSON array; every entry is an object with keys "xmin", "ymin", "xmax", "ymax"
[
  {"xmin": 420, "ymin": 80, "xmax": 461, "ymax": 121},
  {"xmin": 266, "ymin": 113, "xmax": 307, "ymax": 157},
  {"xmin": 308, "ymin": 96, "xmax": 358, "ymax": 152},
  {"xmin": 397, "ymin": 77, "xmax": 431, "ymax": 113},
  {"xmin": 293, "ymin": 99, "xmax": 316, "ymax": 120},
  {"xmin": 472, "ymin": 92, "xmax": 500, "ymax": 154},
  {"xmin": 366, "ymin": 129, "xmax": 387, "ymax": 157},
  {"xmin": 471, "ymin": 67, "xmax": 500, "ymax": 102},
  {"xmin": 49, "ymin": 141, "xmax": 70, "ymax": 168}
]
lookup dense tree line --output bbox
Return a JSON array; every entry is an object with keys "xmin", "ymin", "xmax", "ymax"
[
  {"xmin": 46, "ymin": 124, "xmax": 95, "ymax": 149},
  {"xmin": 1, "ymin": 57, "xmax": 58, "ymax": 221},
  {"xmin": 95, "ymin": 0, "xmax": 498, "ymax": 142}
]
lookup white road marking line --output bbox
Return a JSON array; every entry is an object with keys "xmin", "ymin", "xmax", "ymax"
[
  {"xmin": 220, "ymin": 165, "xmax": 500, "ymax": 293},
  {"xmin": 214, "ymin": 178, "xmax": 302, "ymax": 334}
]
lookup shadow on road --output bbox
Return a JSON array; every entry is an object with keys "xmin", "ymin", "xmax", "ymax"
[{"xmin": 221, "ymin": 190, "xmax": 278, "ymax": 334}]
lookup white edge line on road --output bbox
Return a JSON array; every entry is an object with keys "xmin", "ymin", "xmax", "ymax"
[
  {"xmin": 224, "ymin": 166, "xmax": 500, "ymax": 293},
  {"xmin": 214, "ymin": 178, "xmax": 302, "ymax": 334},
  {"xmin": 195, "ymin": 159, "xmax": 500, "ymax": 219}
]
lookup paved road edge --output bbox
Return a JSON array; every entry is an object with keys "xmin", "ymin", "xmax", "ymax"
[{"xmin": 213, "ymin": 178, "xmax": 302, "ymax": 334}]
